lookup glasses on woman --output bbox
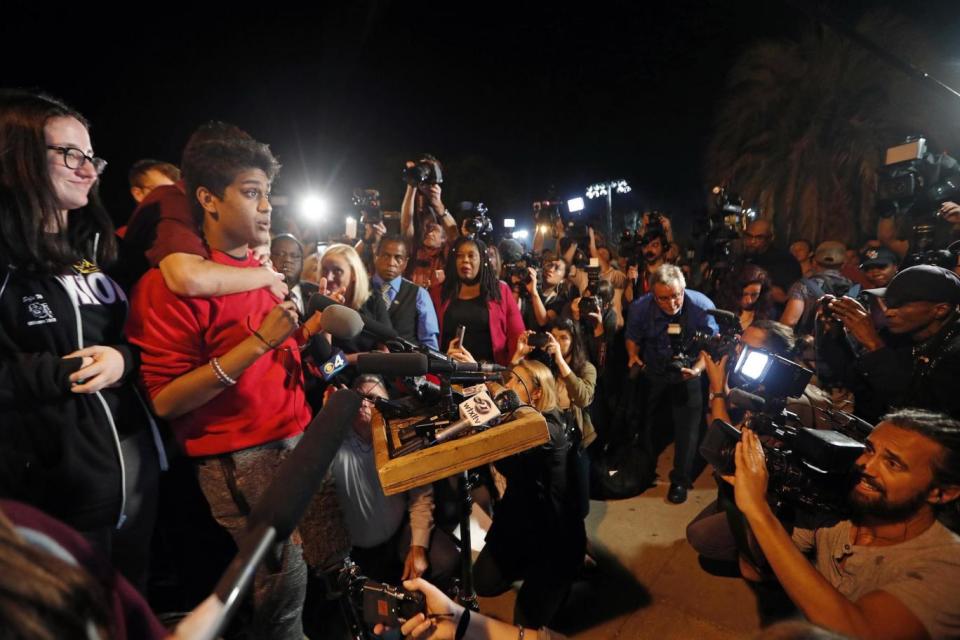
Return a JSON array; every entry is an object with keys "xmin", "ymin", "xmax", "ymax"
[{"xmin": 47, "ymin": 146, "xmax": 108, "ymax": 176}]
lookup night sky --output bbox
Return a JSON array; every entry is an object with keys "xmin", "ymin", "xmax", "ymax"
[{"xmin": 5, "ymin": 1, "xmax": 959, "ymax": 237}]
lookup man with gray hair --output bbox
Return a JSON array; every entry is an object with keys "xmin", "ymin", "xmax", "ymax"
[{"xmin": 625, "ymin": 264, "xmax": 719, "ymax": 503}]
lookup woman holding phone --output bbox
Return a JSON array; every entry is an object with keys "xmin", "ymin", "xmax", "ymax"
[{"xmin": 433, "ymin": 235, "xmax": 524, "ymax": 366}]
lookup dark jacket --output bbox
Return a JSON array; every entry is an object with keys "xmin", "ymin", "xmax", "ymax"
[
  {"xmin": 0, "ymin": 263, "xmax": 153, "ymax": 531},
  {"xmin": 853, "ymin": 316, "xmax": 960, "ymax": 421}
]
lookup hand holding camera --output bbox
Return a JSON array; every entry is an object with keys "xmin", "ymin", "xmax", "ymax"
[{"xmin": 823, "ymin": 295, "xmax": 885, "ymax": 352}]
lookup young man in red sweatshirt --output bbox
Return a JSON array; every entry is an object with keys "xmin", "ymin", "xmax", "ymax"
[{"xmin": 127, "ymin": 134, "xmax": 347, "ymax": 639}]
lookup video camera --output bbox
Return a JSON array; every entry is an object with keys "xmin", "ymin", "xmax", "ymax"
[
  {"xmin": 458, "ymin": 201, "xmax": 493, "ymax": 240},
  {"xmin": 691, "ymin": 186, "xmax": 758, "ymax": 289},
  {"xmin": 338, "ymin": 559, "xmax": 427, "ymax": 634},
  {"xmin": 533, "ymin": 199, "xmax": 564, "ymax": 226},
  {"xmin": 700, "ymin": 345, "xmax": 873, "ymax": 514},
  {"xmin": 660, "ymin": 309, "xmax": 742, "ymax": 383},
  {"xmin": 504, "ymin": 251, "xmax": 541, "ymax": 289},
  {"xmin": 402, "ymin": 159, "xmax": 443, "ymax": 187},
  {"xmin": 352, "ymin": 188, "xmax": 382, "ymax": 225},
  {"xmin": 877, "ymin": 138, "xmax": 960, "ymax": 268}
]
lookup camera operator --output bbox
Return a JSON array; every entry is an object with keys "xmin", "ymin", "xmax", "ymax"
[
  {"xmin": 587, "ymin": 227, "xmax": 627, "ymax": 328},
  {"xmin": 877, "ymin": 200, "xmax": 960, "ymax": 259},
  {"xmin": 823, "ymin": 264, "xmax": 960, "ymax": 422},
  {"xmin": 625, "ymin": 227, "xmax": 669, "ymax": 304},
  {"xmin": 625, "ymin": 264, "xmax": 719, "ymax": 504},
  {"xmin": 780, "ymin": 241, "xmax": 855, "ymax": 337},
  {"xmin": 743, "ymin": 220, "xmax": 802, "ymax": 306},
  {"xmin": 686, "ymin": 320, "xmax": 797, "ymax": 563},
  {"xmin": 728, "ymin": 409, "xmax": 960, "ymax": 640},
  {"xmin": 400, "ymin": 156, "xmax": 459, "ymax": 289}
]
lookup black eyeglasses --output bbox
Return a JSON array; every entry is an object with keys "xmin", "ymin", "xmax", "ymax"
[{"xmin": 47, "ymin": 146, "xmax": 108, "ymax": 176}]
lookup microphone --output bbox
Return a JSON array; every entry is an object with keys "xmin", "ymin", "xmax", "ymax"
[
  {"xmin": 357, "ymin": 352, "xmax": 507, "ymax": 376},
  {"xmin": 306, "ymin": 292, "xmax": 399, "ymax": 343},
  {"xmin": 320, "ymin": 305, "xmax": 364, "ymax": 340},
  {"xmin": 433, "ymin": 389, "xmax": 521, "ymax": 445},
  {"xmin": 195, "ymin": 389, "xmax": 360, "ymax": 640},
  {"xmin": 706, "ymin": 308, "xmax": 739, "ymax": 325}
]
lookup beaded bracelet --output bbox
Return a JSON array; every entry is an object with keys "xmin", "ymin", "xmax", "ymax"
[{"xmin": 210, "ymin": 357, "xmax": 237, "ymax": 386}]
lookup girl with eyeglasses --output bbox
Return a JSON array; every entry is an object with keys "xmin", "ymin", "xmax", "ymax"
[
  {"xmin": 473, "ymin": 359, "xmax": 586, "ymax": 628},
  {"xmin": 0, "ymin": 90, "xmax": 163, "ymax": 591}
]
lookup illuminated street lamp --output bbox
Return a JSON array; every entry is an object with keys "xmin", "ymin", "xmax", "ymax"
[{"xmin": 585, "ymin": 179, "xmax": 631, "ymax": 239}]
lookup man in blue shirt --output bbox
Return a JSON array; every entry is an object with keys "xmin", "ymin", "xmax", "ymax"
[
  {"xmin": 626, "ymin": 264, "xmax": 718, "ymax": 504},
  {"xmin": 372, "ymin": 235, "xmax": 440, "ymax": 350}
]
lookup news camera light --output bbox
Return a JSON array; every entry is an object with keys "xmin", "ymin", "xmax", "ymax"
[
  {"xmin": 504, "ymin": 218, "xmax": 516, "ymax": 228},
  {"xmin": 512, "ymin": 229, "xmax": 529, "ymax": 240},
  {"xmin": 735, "ymin": 348, "xmax": 771, "ymax": 382},
  {"xmin": 300, "ymin": 194, "xmax": 328, "ymax": 221},
  {"xmin": 567, "ymin": 197, "xmax": 585, "ymax": 213}
]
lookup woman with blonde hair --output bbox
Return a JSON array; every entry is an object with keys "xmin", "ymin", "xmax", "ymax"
[
  {"xmin": 317, "ymin": 243, "xmax": 393, "ymax": 364},
  {"xmin": 473, "ymin": 359, "xmax": 585, "ymax": 628}
]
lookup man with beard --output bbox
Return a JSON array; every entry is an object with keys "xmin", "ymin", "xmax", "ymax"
[
  {"xmin": 625, "ymin": 229, "xmax": 668, "ymax": 303},
  {"xmin": 270, "ymin": 233, "xmax": 317, "ymax": 316},
  {"xmin": 730, "ymin": 408, "xmax": 960, "ymax": 640}
]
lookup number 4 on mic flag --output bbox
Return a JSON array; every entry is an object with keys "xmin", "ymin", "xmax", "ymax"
[
  {"xmin": 322, "ymin": 351, "xmax": 348, "ymax": 381},
  {"xmin": 459, "ymin": 390, "xmax": 501, "ymax": 427}
]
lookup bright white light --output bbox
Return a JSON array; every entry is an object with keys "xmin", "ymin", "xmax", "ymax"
[
  {"xmin": 615, "ymin": 179, "xmax": 632, "ymax": 194},
  {"xmin": 504, "ymin": 218, "xmax": 516, "ymax": 228},
  {"xmin": 586, "ymin": 183, "xmax": 608, "ymax": 199},
  {"xmin": 739, "ymin": 351, "xmax": 770, "ymax": 381},
  {"xmin": 537, "ymin": 224, "xmax": 550, "ymax": 235},
  {"xmin": 512, "ymin": 229, "xmax": 529, "ymax": 240},
  {"xmin": 300, "ymin": 194, "xmax": 328, "ymax": 221},
  {"xmin": 567, "ymin": 197, "xmax": 585, "ymax": 213}
]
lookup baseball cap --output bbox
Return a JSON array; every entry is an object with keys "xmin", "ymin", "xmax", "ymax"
[
  {"xmin": 859, "ymin": 246, "xmax": 899, "ymax": 270},
  {"xmin": 864, "ymin": 264, "xmax": 960, "ymax": 307},
  {"xmin": 814, "ymin": 241, "xmax": 846, "ymax": 268}
]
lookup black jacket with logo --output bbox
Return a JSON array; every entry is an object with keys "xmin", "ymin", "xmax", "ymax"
[{"xmin": 0, "ymin": 262, "xmax": 149, "ymax": 531}]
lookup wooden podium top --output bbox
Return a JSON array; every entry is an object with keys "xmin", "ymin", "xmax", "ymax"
[{"xmin": 371, "ymin": 406, "xmax": 548, "ymax": 496}]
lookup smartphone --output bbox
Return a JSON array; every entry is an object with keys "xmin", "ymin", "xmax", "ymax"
[{"xmin": 456, "ymin": 324, "xmax": 466, "ymax": 348}]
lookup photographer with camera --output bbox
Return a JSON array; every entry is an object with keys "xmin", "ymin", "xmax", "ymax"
[
  {"xmin": 624, "ymin": 227, "xmax": 669, "ymax": 303},
  {"xmin": 857, "ymin": 245, "xmax": 899, "ymax": 332},
  {"xmin": 625, "ymin": 264, "xmax": 719, "ymax": 504},
  {"xmin": 780, "ymin": 242, "xmax": 856, "ymax": 337},
  {"xmin": 587, "ymin": 227, "xmax": 627, "ymax": 328},
  {"xmin": 401, "ymin": 156, "xmax": 459, "ymax": 289},
  {"xmin": 823, "ymin": 264, "xmax": 960, "ymax": 422},
  {"xmin": 727, "ymin": 409, "xmax": 960, "ymax": 639}
]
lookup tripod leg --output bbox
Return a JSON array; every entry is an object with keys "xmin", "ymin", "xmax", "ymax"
[{"xmin": 456, "ymin": 470, "xmax": 480, "ymax": 611}]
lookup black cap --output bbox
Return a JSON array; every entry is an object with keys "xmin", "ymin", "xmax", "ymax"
[
  {"xmin": 859, "ymin": 246, "xmax": 899, "ymax": 270},
  {"xmin": 864, "ymin": 264, "xmax": 960, "ymax": 307}
]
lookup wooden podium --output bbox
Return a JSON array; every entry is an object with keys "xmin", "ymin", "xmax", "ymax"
[{"xmin": 371, "ymin": 406, "xmax": 548, "ymax": 496}]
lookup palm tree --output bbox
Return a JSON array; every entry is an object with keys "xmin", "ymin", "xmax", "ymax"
[{"xmin": 705, "ymin": 10, "xmax": 959, "ymax": 247}]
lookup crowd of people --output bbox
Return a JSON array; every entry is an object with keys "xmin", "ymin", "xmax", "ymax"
[{"xmin": 1, "ymin": 88, "xmax": 959, "ymax": 640}]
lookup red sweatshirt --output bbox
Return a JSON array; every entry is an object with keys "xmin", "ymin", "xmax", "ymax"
[{"xmin": 126, "ymin": 250, "xmax": 310, "ymax": 457}]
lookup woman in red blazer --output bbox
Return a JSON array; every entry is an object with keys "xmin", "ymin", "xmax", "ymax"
[{"xmin": 430, "ymin": 236, "xmax": 524, "ymax": 366}]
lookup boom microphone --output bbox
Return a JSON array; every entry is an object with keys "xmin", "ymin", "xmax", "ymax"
[
  {"xmin": 357, "ymin": 352, "xmax": 506, "ymax": 376},
  {"xmin": 194, "ymin": 389, "xmax": 361, "ymax": 640}
]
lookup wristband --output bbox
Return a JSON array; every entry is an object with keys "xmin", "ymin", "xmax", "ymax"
[
  {"xmin": 251, "ymin": 328, "xmax": 279, "ymax": 351},
  {"xmin": 708, "ymin": 390, "xmax": 727, "ymax": 402},
  {"xmin": 455, "ymin": 608, "xmax": 470, "ymax": 640}
]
